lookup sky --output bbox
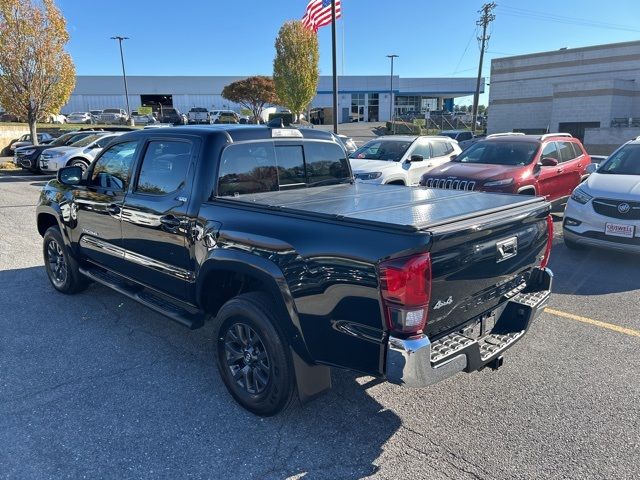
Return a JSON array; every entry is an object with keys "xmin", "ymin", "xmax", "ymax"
[{"xmin": 57, "ymin": 0, "xmax": 640, "ymax": 105}]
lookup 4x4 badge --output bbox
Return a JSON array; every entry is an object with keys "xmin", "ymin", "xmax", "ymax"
[{"xmin": 433, "ymin": 296, "xmax": 453, "ymax": 310}]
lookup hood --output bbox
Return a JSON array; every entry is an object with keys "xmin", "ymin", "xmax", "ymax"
[
  {"xmin": 41, "ymin": 146, "xmax": 78, "ymax": 156},
  {"xmin": 426, "ymin": 161, "xmax": 525, "ymax": 181},
  {"xmin": 349, "ymin": 158, "xmax": 401, "ymax": 173},
  {"xmin": 583, "ymin": 173, "xmax": 640, "ymax": 199}
]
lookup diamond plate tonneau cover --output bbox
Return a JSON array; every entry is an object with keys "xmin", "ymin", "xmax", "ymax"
[{"xmin": 224, "ymin": 183, "xmax": 545, "ymax": 232}]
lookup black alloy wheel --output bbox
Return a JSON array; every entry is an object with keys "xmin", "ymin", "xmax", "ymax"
[
  {"xmin": 223, "ymin": 322, "xmax": 271, "ymax": 395},
  {"xmin": 46, "ymin": 237, "xmax": 67, "ymax": 288}
]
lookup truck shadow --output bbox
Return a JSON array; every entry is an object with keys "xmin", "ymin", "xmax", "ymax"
[
  {"xmin": 549, "ymin": 240, "xmax": 640, "ymax": 296},
  {"xmin": 0, "ymin": 265, "xmax": 401, "ymax": 480}
]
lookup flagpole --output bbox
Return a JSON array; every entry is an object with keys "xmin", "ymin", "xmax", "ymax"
[{"xmin": 331, "ymin": 0, "xmax": 338, "ymax": 134}]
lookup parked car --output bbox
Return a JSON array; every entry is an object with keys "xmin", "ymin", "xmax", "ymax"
[
  {"xmin": 187, "ymin": 107, "xmax": 211, "ymax": 124},
  {"xmin": 334, "ymin": 134, "xmax": 357, "ymax": 155},
  {"xmin": 439, "ymin": 129, "xmax": 479, "ymax": 149},
  {"xmin": 45, "ymin": 113, "xmax": 67, "ymax": 124},
  {"xmin": 14, "ymin": 131, "xmax": 101, "ymax": 172},
  {"xmin": 421, "ymin": 133, "xmax": 591, "ymax": 207},
  {"xmin": 210, "ymin": 109, "xmax": 238, "ymax": 123},
  {"xmin": 0, "ymin": 112, "xmax": 21, "ymax": 122},
  {"xmin": 7, "ymin": 133, "xmax": 55, "ymax": 154},
  {"xmin": 160, "ymin": 108, "xmax": 187, "ymax": 125},
  {"xmin": 66, "ymin": 112, "xmax": 93, "ymax": 124},
  {"xmin": 38, "ymin": 125, "xmax": 553, "ymax": 416},
  {"xmin": 39, "ymin": 132, "xmax": 122, "ymax": 173},
  {"xmin": 89, "ymin": 110, "xmax": 103, "ymax": 123},
  {"xmin": 563, "ymin": 137, "xmax": 640, "ymax": 252},
  {"xmin": 130, "ymin": 111, "xmax": 158, "ymax": 125},
  {"xmin": 350, "ymin": 135, "xmax": 461, "ymax": 185},
  {"xmin": 215, "ymin": 111, "xmax": 239, "ymax": 124},
  {"xmin": 98, "ymin": 108, "xmax": 128, "ymax": 125}
]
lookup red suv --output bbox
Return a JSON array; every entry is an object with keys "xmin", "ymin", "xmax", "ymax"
[{"xmin": 420, "ymin": 133, "xmax": 591, "ymax": 204}]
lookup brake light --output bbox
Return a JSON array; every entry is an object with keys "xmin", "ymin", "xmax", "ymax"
[
  {"xmin": 540, "ymin": 215, "xmax": 554, "ymax": 268},
  {"xmin": 379, "ymin": 253, "xmax": 432, "ymax": 335}
]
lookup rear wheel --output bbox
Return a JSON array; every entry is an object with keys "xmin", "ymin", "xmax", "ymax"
[
  {"xmin": 43, "ymin": 226, "xmax": 89, "ymax": 294},
  {"xmin": 215, "ymin": 292, "xmax": 296, "ymax": 416}
]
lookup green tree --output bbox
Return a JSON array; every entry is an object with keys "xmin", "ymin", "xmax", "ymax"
[
  {"xmin": 273, "ymin": 21, "xmax": 319, "ymax": 121},
  {"xmin": 221, "ymin": 76, "xmax": 278, "ymax": 123},
  {"xmin": 0, "ymin": 0, "xmax": 76, "ymax": 144},
  {"xmin": 478, "ymin": 104, "xmax": 487, "ymax": 114}
]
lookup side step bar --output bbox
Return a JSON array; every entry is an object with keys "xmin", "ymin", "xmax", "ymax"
[{"xmin": 80, "ymin": 266, "xmax": 206, "ymax": 330}]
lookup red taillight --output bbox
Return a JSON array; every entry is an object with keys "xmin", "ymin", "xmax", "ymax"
[
  {"xmin": 379, "ymin": 253, "xmax": 432, "ymax": 335},
  {"xmin": 540, "ymin": 215, "xmax": 554, "ymax": 268}
]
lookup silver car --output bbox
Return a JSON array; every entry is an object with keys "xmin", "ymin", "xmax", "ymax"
[{"xmin": 563, "ymin": 137, "xmax": 640, "ymax": 253}]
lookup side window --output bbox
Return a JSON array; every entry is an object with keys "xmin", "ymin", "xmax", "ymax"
[
  {"xmin": 136, "ymin": 141, "xmax": 192, "ymax": 195},
  {"xmin": 462, "ymin": 132, "xmax": 473, "ymax": 141},
  {"xmin": 570, "ymin": 142, "xmax": 584, "ymax": 158},
  {"xmin": 217, "ymin": 143, "xmax": 277, "ymax": 197},
  {"xmin": 557, "ymin": 141, "xmax": 575, "ymax": 163},
  {"xmin": 90, "ymin": 141, "xmax": 138, "ymax": 191},
  {"xmin": 431, "ymin": 141, "xmax": 448, "ymax": 157},
  {"xmin": 275, "ymin": 145, "xmax": 305, "ymax": 187},
  {"xmin": 541, "ymin": 142, "xmax": 560, "ymax": 161},
  {"xmin": 411, "ymin": 140, "xmax": 432, "ymax": 159},
  {"xmin": 304, "ymin": 142, "xmax": 351, "ymax": 185},
  {"xmin": 93, "ymin": 136, "xmax": 113, "ymax": 149}
]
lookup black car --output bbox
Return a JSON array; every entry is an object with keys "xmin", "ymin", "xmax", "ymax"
[
  {"xmin": 14, "ymin": 131, "xmax": 100, "ymax": 172},
  {"xmin": 160, "ymin": 108, "xmax": 187, "ymax": 125},
  {"xmin": 37, "ymin": 125, "xmax": 553, "ymax": 416}
]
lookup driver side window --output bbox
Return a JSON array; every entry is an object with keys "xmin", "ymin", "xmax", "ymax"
[
  {"xmin": 541, "ymin": 142, "xmax": 560, "ymax": 161},
  {"xmin": 90, "ymin": 141, "xmax": 138, "ymax": 191}
]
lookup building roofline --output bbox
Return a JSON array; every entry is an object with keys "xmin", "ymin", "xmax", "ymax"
[{"xmin": 492, "ymin": 39, "xmax": 640, "ymax": 63}]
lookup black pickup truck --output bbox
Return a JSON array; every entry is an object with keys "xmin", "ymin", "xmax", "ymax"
[{"xmin": 36, "ymin": 125, "xmax": 553, "ymax": 416}]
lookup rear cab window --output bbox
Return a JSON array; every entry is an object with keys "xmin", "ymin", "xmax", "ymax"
[{"xmin": 216, "ymin": 140, "xmax": 350, "ymax": 197}]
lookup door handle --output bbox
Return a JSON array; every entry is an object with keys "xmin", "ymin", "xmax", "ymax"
[
  {"xmin": 107, "ymin": 204, "xmax": 121, "ymax": 215},
  {"xmin": 557, "ymin": 168, "xmax": 564, "ymax": 173},
  {"xmin": 160, "ymin": 215, "xmax": 182, "ymax": 228}
]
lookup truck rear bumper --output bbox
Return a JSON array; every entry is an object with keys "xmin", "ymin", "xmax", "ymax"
[{"xmin": 386, "ymin": 267, "xmax": 552, "ymax": 388}]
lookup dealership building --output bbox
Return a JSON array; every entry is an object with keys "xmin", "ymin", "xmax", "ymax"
[
  {"xmin": 61, "ymin": 75, "xmax": 481, "ymax": 123},
  {"xmin": 488, "ymin": 40, "xmax": 640, "ymax": 154}
]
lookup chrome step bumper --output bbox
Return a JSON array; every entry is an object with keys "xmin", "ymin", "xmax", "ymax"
[{"xmin": 386, "ymin": 268, "xmax": 552, "ymax": 388}]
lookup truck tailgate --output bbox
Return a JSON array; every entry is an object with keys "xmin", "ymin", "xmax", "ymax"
[{"xmin": 424, "ymin": 202, "xmax": 551, "ymax": 339}]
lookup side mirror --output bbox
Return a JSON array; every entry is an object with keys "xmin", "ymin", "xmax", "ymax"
[
  {"xmin": 57, "ymin": 165, "xmax": 84, "ymax": 186},
  {"xmin": 585, "ymin": 163, "xmax": 599, "ymax": 174},
  {"xmin": 540, "ymin": 157, "xmax": 559, "ymax": 167},
  {"xmin": 450, "ymin": 154, "xmax": 458, "ymax": 161},
  {"xmin": 409, "ymin": 154, "xmax": 424, "ymax": 162}
]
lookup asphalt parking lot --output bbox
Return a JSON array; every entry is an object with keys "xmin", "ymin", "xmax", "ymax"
[{"xmin": 1, "ymin": 168, "xmax": 639, "ymax": 480}]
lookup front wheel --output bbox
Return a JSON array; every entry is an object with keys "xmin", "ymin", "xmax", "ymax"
[
  {"xmin": 70, "ymin": 158, "xmax": 89, "ymax": 173},
  {"xmin": 215, "ymin": 292, "xmax": 296, "ymax": 416},
  {"xmin": 43, "ymin": 226, "xmax": 89, "ymax": 294}
]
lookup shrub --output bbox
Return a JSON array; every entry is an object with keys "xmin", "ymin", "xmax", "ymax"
[{"xmin": 385, "ymin": 121, "xmax": 421, "ymax": 135}]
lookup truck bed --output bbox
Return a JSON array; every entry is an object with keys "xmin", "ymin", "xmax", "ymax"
[{"xmin": 224, "ymin": 183, "xmax": 546, "ymax": 232}]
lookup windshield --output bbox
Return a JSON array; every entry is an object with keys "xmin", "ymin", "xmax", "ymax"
[
  {"xmin": 190, "ymin": 108, "xmax": 207, "ymax": 112},
  {"xmin": 598, "ymin": 144, "xmax": 640, "ymax": 175},
  {"xmin": 454, "ymin": 141, "xmax": 539, "ymax": 166},
  {"xmin": 71, "ymin": 134, "xmax": 103, "ymax": 147},
  {"xmin": 52, "ymin": 133, "xmax": 75, "ymax": 146},
  {"xmin": 103, "ymin": 109, "xmax": 120, "ymax": 113},
  {"xmin": 350, "ymin": 139, "xmax": 413, "ymax": 162},
  {"xmin": 71, "ymin": 112, "xmax": 85, "ymax": 116}
]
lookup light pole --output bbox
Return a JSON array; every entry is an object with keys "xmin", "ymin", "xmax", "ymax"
[
  {"xmin": 111, "ymin": 36, "xmax": 131, "ymax": 123},
  {"xmin": 386, "ymin": 54, "xmax": 398, "ymax": 134}
]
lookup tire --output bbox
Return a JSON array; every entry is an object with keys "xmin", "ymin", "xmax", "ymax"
[
  {"xmin": 564, "ymin": 237, "xmax": 584, "ymax": 250},
  {"xmin": 43, "ymin": 226, "xmax": 89, "ymax": 294},
  {"xmin": 69, "ymin": 158, "xmax": 89, "ymax": 173},
  {"xmin": 215, "ymin": 292, "xmax": 296, "ymax": 416}
]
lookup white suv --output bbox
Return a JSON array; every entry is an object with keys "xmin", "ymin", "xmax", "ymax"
[
  {"xmin": 349, "ymin": 135, "xmax": 461, "ymax": 186},
  {"xmin": 563, "ymin": 138, "xmax": 640, "ymax": 253}
]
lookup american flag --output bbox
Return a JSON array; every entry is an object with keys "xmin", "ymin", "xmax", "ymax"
[{"xmin": 301, "ymin": 0, "xmax": 342, "ymax": 32}]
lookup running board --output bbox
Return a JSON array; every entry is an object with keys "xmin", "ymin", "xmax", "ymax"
[{"xmin": 80, "ymin": 266, "xmax": 205, "ymax": 329}]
